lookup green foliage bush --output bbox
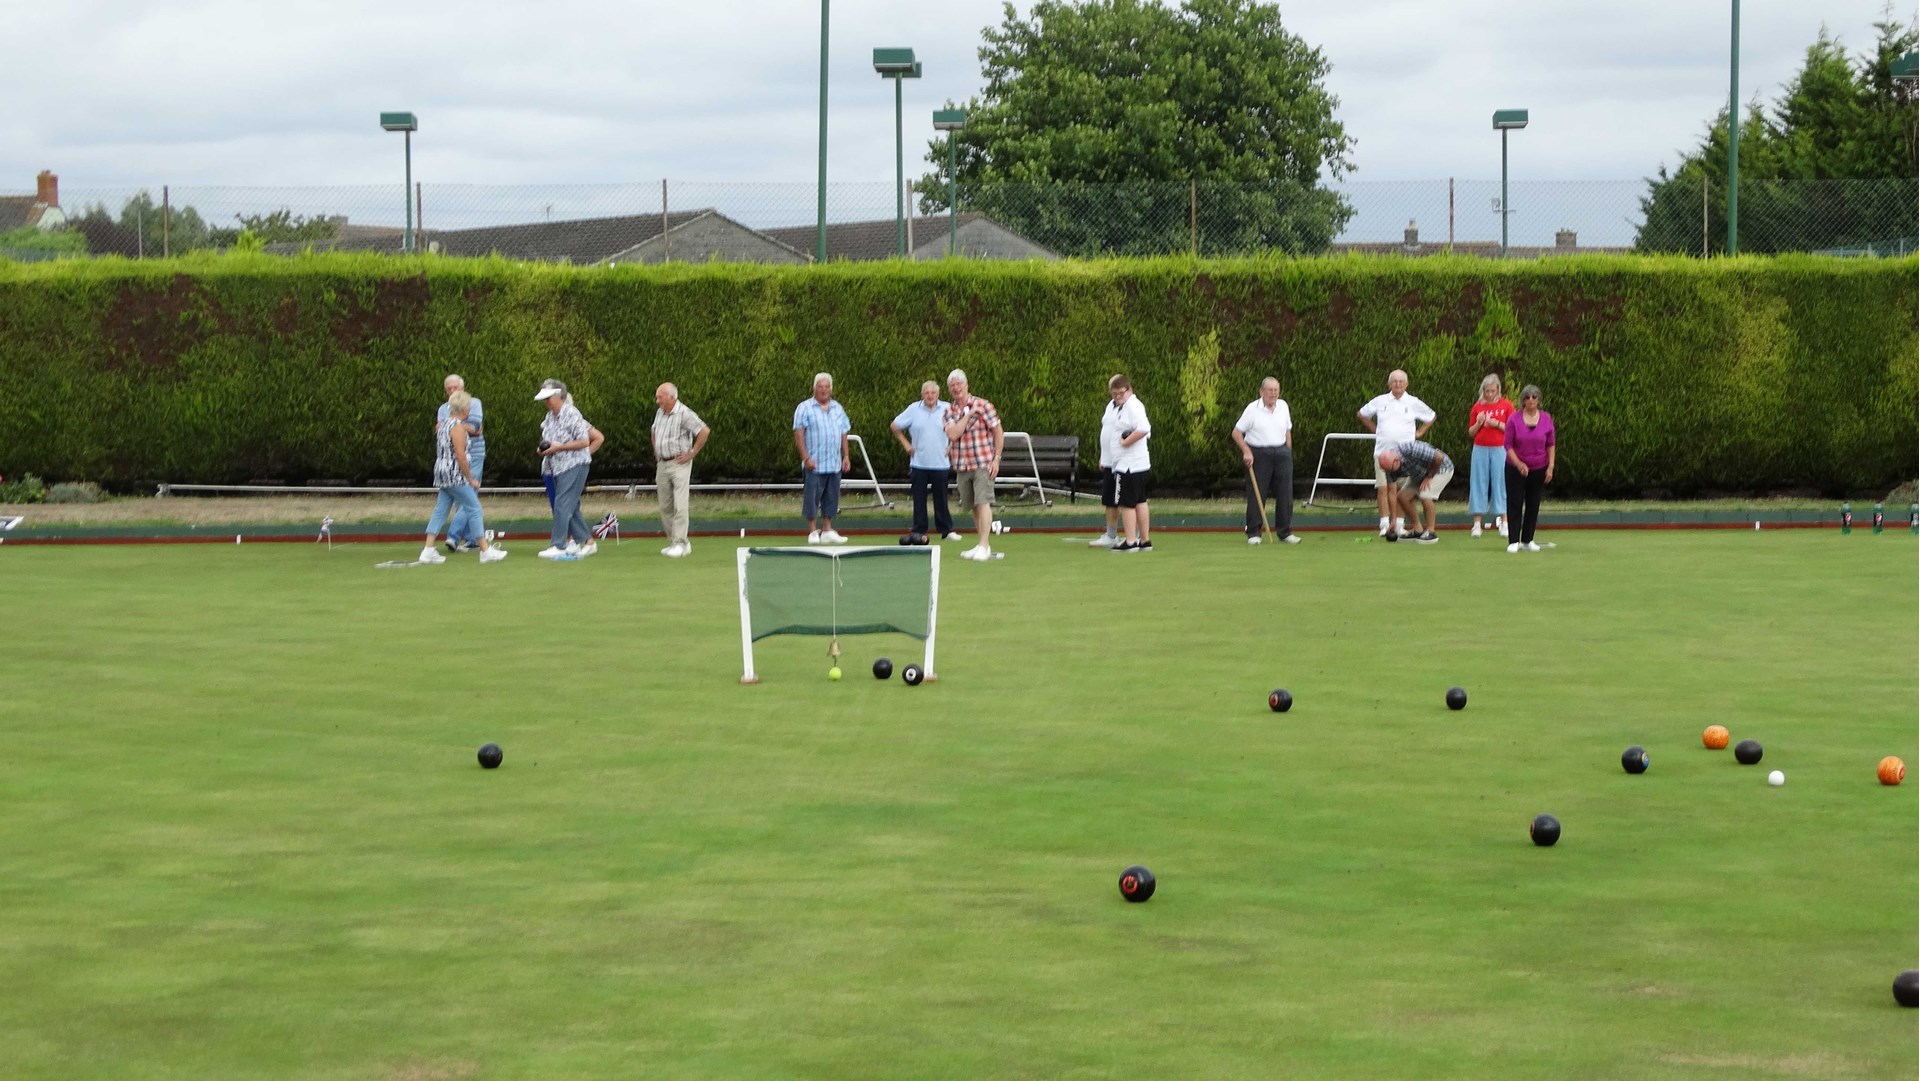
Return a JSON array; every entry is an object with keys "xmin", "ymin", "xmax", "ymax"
[
  {"xmin": 0, "ymin": 472, "xmax": 47, "ymax": 503},
  {"xmin": 0, "ymin": 252, "xmax": 1911, "ymax": 497},
  {"xmin": 45, "ymin": 481, "xmax": 102, "ymax": 504}
]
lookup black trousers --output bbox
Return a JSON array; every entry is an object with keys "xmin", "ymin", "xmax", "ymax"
[
  {"xmin": 1245, "ymin": 446, "xmax": 1294, "ymax": 537},
  {"xmin": 909, "ymin": 467, "xmax": 954, "ymax": 536},
  {"xmin": 1505, "ymin": 465, "xmax": 1546, "ymax": 543}
]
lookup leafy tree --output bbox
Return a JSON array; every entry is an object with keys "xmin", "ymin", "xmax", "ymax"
[
  {"xmin": 915, "ymin": 0, "xmax": 1354, "ymax": 256},
  {"xmin": 1637, "ymin": 15, "xmax": 1917, "ymax": 253},
  {"xmin": 65, "ymin": 192, "xmax": 213, "ymax": 256},
  {"xmin": 0, "ymin": 225, "xmax": 86, "ymax": 256},
  {"xmin": 207, "ymin": 209, "xmax": 337, "ymax": 248}
]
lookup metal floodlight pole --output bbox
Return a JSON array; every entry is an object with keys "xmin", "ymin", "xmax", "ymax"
[
  {"xmin": 817, "ymin": 0, "xmax": 829, "ymax": 264},
  {"xmin": 380, "ymin": 112, "xmax": 419, "ymax": 254},
  {"xmin": 1727, "ymin": 0, "xmax": 1741, "ymax": 256},
  {"xmin": 404, "ymin": 130, "xmax": 413, "ymax": 253},
  {"xmin": 1491, "ymin": 110, "xmax": 1528, "ymax": 258},
  {"xmin": 933, "ymin": 108, "xmax": 967, "ymax": 257},
  {"xmin": 895, "ymin": 76, "xmax": 904, "ymax": 256}
]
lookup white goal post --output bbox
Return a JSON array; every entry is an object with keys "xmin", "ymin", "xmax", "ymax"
[
  {"xmin": 1306, "ymin": 432, "xmax": 1384, "ymax": 509},
  {"xmin": 737, "ymin": 545, "xmax": 940, "ymax": 684}
]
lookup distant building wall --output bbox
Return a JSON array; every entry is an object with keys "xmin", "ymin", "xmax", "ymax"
[
  {"xmin": 610, "ymin": 215, "xmax": 808, "ymax": 265},
  {"xmin": 911, "ymin": 219, "xmax": 1057, "ymax": 261}
]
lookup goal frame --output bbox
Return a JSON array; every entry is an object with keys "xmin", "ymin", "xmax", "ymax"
[{"xmin": 737, "ymin": 545, "xmax": 940, "ymax": 684}]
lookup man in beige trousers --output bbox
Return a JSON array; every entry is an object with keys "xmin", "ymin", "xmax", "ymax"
[{"xmin": 651, "ymin": 382, "xmax": 709, "ymax": 558}]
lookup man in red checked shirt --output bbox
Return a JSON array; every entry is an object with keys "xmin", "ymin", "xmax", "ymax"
[{"xmin": 943, "ymin": 368, "xmax": 1005, "ymax": 562}]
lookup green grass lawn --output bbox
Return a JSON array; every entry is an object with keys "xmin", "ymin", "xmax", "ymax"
[{"xmin": 2, "ymin": 530, "xmax": 1914, "ymax": 1080}]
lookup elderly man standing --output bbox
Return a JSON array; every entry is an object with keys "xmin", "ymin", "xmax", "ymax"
[
  {"xmin": 943, "ymin": 369, "xmax": 1003, "ymax": 561},
  {"xmin": 1357, "ymin": 369, "xmax": 1435, "ymax": 539},
  {"xmin": 651, "ymin": 382, "xmax": 709, "ymax": 558},
  {"xmin": 1376, "ymin": 440, "xmax": 1453, "ymax": 545},
  {"xmin": 1106, "ymin": 374, "xmax": 1153, "ymax": 552},
  {"xmin": 1231, "ymin": 376, "xmax": 1296, "ymax": 545},
  {"xmin": 893, "ymin": 380, "xmax": 957, "ymax": 542},
  {"xmin": 793, "ymin": 373, "xmax": 851, "ymax": 544},
  {"xmin": 436, "ymin": 374, "xmax": 486, "ymax": 553}
]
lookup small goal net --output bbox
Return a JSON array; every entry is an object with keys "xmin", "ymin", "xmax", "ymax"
[{"xmin": 736, "ymin": 546, "xmax": 940, "ymax": 683}]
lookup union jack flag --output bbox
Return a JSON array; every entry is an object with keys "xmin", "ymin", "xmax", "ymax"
[{"xmin": 590, "ymin": 512, "xmax": 620, "ymax": 540}]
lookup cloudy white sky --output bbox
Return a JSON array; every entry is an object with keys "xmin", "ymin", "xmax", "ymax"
[{"xmin": 0, "ymin": 0, "xmax": 1904, "ymax": 242}]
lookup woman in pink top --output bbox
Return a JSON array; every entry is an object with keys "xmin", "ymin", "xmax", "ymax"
[
  {"xmin": 1503, "ymin": 384, "xmax": 1556, "ymax": 552},
  {"xmin": 1465, "ymin": 374, "xmax": 1514, "ymax": 538}
]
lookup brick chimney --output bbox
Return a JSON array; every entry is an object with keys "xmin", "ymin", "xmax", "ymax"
[
  {"xmin": 1404, "ymin": 219, "xmax": 1419, "ymax": 248},
  {"xmin": 35, "ymin": 170, "xmax": 58, "ymax": 207},
  {"xmin": 1555, "ymin": 228, "xmax": 1576, "ymax": 250}
]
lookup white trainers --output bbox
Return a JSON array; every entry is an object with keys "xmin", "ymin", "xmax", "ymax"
[
  {"xmin": 662, "ymin": 543, "xmax": 688, "ymax": 558},
  {"xmin": 1247, "ymin": 535, "xmax": 1262, "ymax": 545},
  {"xmin": 942, "ymin": 532, "xmax": 963, "ymax": 542},
  {"xmin": 807, "ymin": 530, "xmax": 823, "ymax": 544},
  {"xmin": 478, "ymin": 547, "xmax": 507, "ymax": 563},
  {"xmin": 961, "ymin": 545, "xmax": 990, "ymax": 561},
  {"xmin": 537, "ymin": 545, "xmax": 565, "ymax": 559},
  {"xmin": 417, "ymin": 546, "xmax": 446, "ymax": 564},
  {"xmin": 1089, "ymin": 534, "xmax": 1118, "ymax": 548},
  {"xmin": 1496, "ymin": 516, "xmax": 1508, "ymax": 534},
  {"xmin": 1282, "ymin": 534, "xmax": 1300, "ymax": 544},
  {"xmin": 1507, "ymin": 542, "xmax": 1522, "ymax": 554},
  {"xmin": 1525, "ymin": 542, "xmax": 1542, "ymax": 552},
  {"xmin": 821, "ymin": 530, "xmax": 848, "ymax": 544},
  {"xmin": 1470, "ymin": 523, "xmax": 1482, "ymax": 538},
  {"xmin": 577, "ymin": 541, "xmax": 598, "ymax": 557}
]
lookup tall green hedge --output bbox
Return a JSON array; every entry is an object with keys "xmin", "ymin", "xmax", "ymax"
[{"xmin": 0, "ymin": 252, "xmax": 1912, "ymax": 496}]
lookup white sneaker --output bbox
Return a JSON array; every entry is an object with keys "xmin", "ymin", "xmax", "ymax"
[
  {"xmin": 1507, "ymin": 542, "xmax": 1522, "ymax": 554},
  {"xmin": 417, "ymin": 546, "xmax": 446, "ymax": 564},
  {"xmin": 1470, "ymin": 523, "xmax": 1482, "ymax": 538},
  {"xmin": 1247, "ymin": 535, "xmax": 1262, "ymax": 545},
  {"xmin": 1379, "ymin": 525, "xmax": 1392, "ymax": 538},
  {"xmin": 1089, "ymin": 534, "xmax": 1117, "ymax": 548},
  {"xmin": 537, "ymin": 545, "xmax": 565, "ymax": 559},
  {"xmin": 478, "ymin": 547, "xmax": 507, "ymax": 563},
  {"xmin": 961, "ymin": 545, "xmax": 989, "ymax": 561},
  {"xmin": 1282, "ymin": 534, "xmax": 1300, "ymax": 544},
  {"xmin": 1525, "ymin": 542, "xmax": 1542, "ymax": 552},
  {"xmin": 662, "ymin": 543, "xmax": 688, "ymax": 558},
  {"xmin": 1496, "ymin": 516, "xmax": 1507, "ymax": 533},
  {"xmin": 807, "ymin": 530, "xmax": 823, "ymax": 544},
  {"xmin": 822, "ymin": 530, "xmax": 848, "ymax": 544},
  {"xmin": 942, "ymin": 532, "xmax": 963, "ymax": 542}
]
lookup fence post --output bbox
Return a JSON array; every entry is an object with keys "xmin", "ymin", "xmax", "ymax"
[
  {"xmin": 162, "ymin": 186, "xmax": 170, "ymax": 257},
  {"xmin": 1701, "ymin": 173, "xmax": 1708, "ymax": 257},
  {"xmin": 1448, "ymin": 178, "xmax": 1454, "ymax": 251},
  {"xmin": 1189, "ymin": 179, "xmax": 1197, "ymax": 256},
  {"xmin": 415, "ymin": 182, "xmax": 424, "ymax": 249},
  {"xmin": 662, "ymin": 179, "xmax": 670, "ymax": 263}
]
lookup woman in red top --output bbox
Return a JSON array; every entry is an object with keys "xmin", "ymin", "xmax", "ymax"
[{"xmin": 1466, "ymin": 374, "xmax": 1515, "ymax": 537}]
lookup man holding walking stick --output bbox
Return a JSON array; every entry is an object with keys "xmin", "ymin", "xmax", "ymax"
[{"xmin": 1230, "ymin": 377, "xmax": 1296, "ymax": 545}]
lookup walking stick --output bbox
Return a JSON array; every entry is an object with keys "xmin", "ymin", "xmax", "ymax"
[{"xmin": 1246, "ymin": 461, "xmax": 1277, "ymax": 544}]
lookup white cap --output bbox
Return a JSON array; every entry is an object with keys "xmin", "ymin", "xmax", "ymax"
[{"xmin": 534, "ymin": 379, "xmax": 568, "ymax": 401}]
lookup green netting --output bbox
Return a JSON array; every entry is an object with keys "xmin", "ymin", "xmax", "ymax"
[{"xmin": 745, "ymin": 548, "xmax": 933, "ymax": 641}]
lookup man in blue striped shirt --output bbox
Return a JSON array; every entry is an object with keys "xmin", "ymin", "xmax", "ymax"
[{"xmin": 792, "ymin": 373, "xmax": 851, "ymax": 544}]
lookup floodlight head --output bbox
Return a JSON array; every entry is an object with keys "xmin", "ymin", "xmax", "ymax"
[
  {"xmin": 873, "ymin": 47, "xmax": 918, "ymax": 75},
  {"xmin": 932, "ymin": 108, "xmax": 967, "ymax": 131},
  {"xmin": 1893, "ymin": 51, "xmax": 1918, "ymax": 81},
  {"xmin": 380, "ymin": 111, "xmax": 418, "ymax": 132},
  {"xmin": 1492, "ymin": 109, "xmax": 1529, "ymax": 131}
]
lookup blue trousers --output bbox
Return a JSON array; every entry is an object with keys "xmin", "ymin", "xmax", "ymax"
[
  {"xmin": 1468, "ymin": 445, "xmax": 1508, "ymax": 517},
  {"xmin": 549, "ymin": 463, "xmax": 592, "ymax": 547},
  {"xmin": 448, "ymin": 453, "xmax": 485, "ymax": 543},
  {"xmin": 427, "ymin": 483, "xmax": 483, "ymax": 540}
]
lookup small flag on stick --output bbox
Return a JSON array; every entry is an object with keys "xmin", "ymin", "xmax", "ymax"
[
  {"xmin": 591, "ymin": 511, "xmax": 620, "ymax": 544},
  {"xmin": 316, "ymin": 516, "xmax": 334, "ymax": 548}
]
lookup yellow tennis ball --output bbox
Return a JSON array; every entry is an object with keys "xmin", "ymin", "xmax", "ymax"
[{"xmin": 827, "ymin": 667, "xmax": 842, "ymax": 681}]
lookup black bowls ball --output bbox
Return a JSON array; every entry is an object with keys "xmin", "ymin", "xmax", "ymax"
[
  {"xmin": 537, "ymin": 440, "xmax": 551, "ymax": 453},
  {"xmin": 1895, "ymin": 969, "xmax": 1918, "ymax": 1008},
  {"xmin": 477, "ymin": 742, "xmax": 504, "ymax": 769},
  {"xmin": 873, "ymin": 657, "xmax": 893, "ymax": 680},
  {"xmin": 1267, "ymin": 689, "xmax": 1292, "ymax": 713},
  {"xmin": 1621, "ymin": 745, "xmax": 1650, "ymax": 774},
  {"xmin": 1445, "ymin": 686, "xmax": 1468, "ymax": 711},
  {"xmin": 902, "ymin": 664, "xmax": 924, "ymax": 686},
  {"xmin": 1118, "ymin": 865, "xmax": 1156, "ymax": 902},
  {"xmin": 1529, "ymin": 814, "xmax": 1561, "ymax": 847},
  {"xmin": 1734, "ymin": 739, "xmax": 1764, "ymax": 765}
]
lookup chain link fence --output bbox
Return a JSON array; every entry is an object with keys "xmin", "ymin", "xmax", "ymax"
[{"xmin": 6, "ymin": 178, "xmax": 1913, "ymax": 262}]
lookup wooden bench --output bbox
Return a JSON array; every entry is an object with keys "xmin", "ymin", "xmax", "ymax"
[{"xmin": 998, "ymin": 433, "xmax": 1083, "ymax": 506}]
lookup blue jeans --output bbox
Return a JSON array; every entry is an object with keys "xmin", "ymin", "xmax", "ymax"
[
  {"xmin": 427, "ymin": 483, "xmax": 483, "ymax": 540},
  {"xmin": 549, "ymin": 463, "xmax": 592, "ymax": 548},
  {"xmin": 1468, "ymin": 445, "xmax": 1508, "ymax": 517},
  {"xmin": 448, "ymin": 452, "xmax": 484, "ymax": 543},
  {"xmin": 803, "ymin": 470, "xmax": 841, "ymax": 523}
]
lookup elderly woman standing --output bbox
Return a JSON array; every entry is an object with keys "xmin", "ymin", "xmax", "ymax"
[
  {"xmin": 1503, "ymin": 384, "xmax": 1556, "ymax": 553},
  {"xmin": 418, "ymin": 391, "xmax": 506, "ymax": 565},
  {"xmin": 1466, "ymin": 374, "xmax": 1514, "ymax": 538},
  {"xmin": 536, "ymin": 379, "xmax": 605, "ymax": 559}
]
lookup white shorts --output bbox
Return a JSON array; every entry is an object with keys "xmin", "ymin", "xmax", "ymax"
[{"xmin": 1397, "ymin": 460, "xmax": 1455, "ymax": 500}]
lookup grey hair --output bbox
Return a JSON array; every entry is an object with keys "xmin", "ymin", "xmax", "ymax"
[
  {"xmin": 812, "ymin": 372, "xmax": 833, "ymax": 389},
  {"xmin": 921, "ymin": 380, "xmax": 940, "ymax": 393},
  {"xmin": 1260, "ymin": 376, "xmax": 1279, "ymax": 390},
  {"xmin": 1519, "ymin": 384, "xmax": 1543, "ymax": 403},
  {"xmin": 947, "ymin": 369, "xmax": 967, "ymax": 385},
  {"xmin": 1480, "ymin": 373, "xmax": 1502, "ymax": 394},
  {"xmin": 444, "ymin": 373, "xmax": 465, "ymax": 389},
  {"xmin": 660, "ymin": 382, "xmax": 679, "ymax": 398},
  {"xmin": 446, "ymin": 390, "xmax": 473, "ymax": 415}
]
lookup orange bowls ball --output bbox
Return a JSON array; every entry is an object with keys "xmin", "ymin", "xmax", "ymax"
[
  {"xmin": 1703, "ymin": 725, "xmax": 1731, "ymax": 750},
  {"xmin": 1878, "ymin": 756, "xmax": 1906, "ymax": 786}
]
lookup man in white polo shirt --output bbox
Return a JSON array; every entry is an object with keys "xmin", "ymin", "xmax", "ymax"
[
  {"xmin": 1356, "ymin": 369, "xmax": 1435, "ymax": 540},
  {"xmin": 1105, "ymin": 374, "xmax": 1153, "ymax": 552},
  {"xmin": 1231, "ymin": 376, "xmax": 1296, "ymax": 544}
]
